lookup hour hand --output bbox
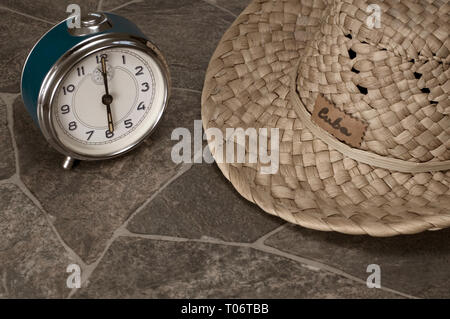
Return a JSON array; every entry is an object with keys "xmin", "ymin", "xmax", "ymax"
[
  {"xmin": 106, "ymin": 104, "xmax": 114, "ymax": 133},
  {"xmin": 102, "ymin": 93, "xmax": 114, "ymax": 133}
]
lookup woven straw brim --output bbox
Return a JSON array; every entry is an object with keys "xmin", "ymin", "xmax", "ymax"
[{"xmin": 201, "ymin": 0, "xmax": 450, "ymax": 236}]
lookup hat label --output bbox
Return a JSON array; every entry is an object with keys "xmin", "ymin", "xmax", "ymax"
[{"xmin": 312, "ymin": 95, "xmax": 367, "ymax": 148}]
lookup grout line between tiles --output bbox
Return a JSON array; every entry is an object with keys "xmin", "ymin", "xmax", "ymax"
[
  {"xmin": 120, "ymin": 231, "xmax": 419, "ymax": 299},
  {"xmin": 3, "ymin": 93, "xmax": 21, "ymax": 176},
  {"xmin": 97, "ymin": 0, "xmax": 104, "ymax": 11},
  {"xmin": 120, "ymin": 163, "xmax": 194, "ymax": 231},
  {"xmin": 201, "ymin": 0, "xmax": 237, "ymax": 18},
  {"xmin": 253, "ymin": 223, "xmax": 289, "ymax": 245},
  {"xmin": 172, "ymin": 87, "xmax": 202, "ymax": 95},
  {"xmin": 1, "ymin": 93, "xmax": 87, "ymax": 286},
  {"xmin": 0, "ymin": 5, "xmax": 55, "ymax": 25},
  {"xmin": 10, "ymin": 174, "xmax": 88, "ymax": 268},
  {"xmin": 67, "ymin": 162, "xmax": 194, "ymax": 298},
  {"xmin": 254, "ymin": 242, "xmax": 419, "ymax": 299},
  {"xmin": 107, "ymin": 0, "xmax": 144, "ymax": 13}
]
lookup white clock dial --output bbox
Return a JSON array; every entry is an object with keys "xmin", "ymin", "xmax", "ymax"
[{"xmin": 51, "ymin": 47, "xmax": 167, "ymax": 157}]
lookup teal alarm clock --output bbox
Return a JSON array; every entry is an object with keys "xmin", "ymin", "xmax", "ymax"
[{"xmin": 21, "ymin": 12, "xmax": 171, "ymax": 169}]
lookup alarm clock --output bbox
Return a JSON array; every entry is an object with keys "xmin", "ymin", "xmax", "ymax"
[{"xmin": 21, "ymin": 12, "xmax": 171, "ymax": 169}]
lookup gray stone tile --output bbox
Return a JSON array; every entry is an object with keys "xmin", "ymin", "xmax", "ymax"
[
  {"xmin": 0, "ymin": 9, "xmax": 49, "ymax": 93},
  {"xmin": 0, "ymin": 97, "xmax": 15, "ymax": 179},
  {"xmin": 0, "ymin": 183, "xmax": 73, "ymax": 298},
  {"xmin": 204, "ymin": 0, "xmax": 252, "ymax": 16},
  {"xmin": 76, "ymin": 237, "xmax": 400, "ymax": 298},
  {"xmin": 128, "ymin": 164, "xmax": 284, "ymax": 242},
  {"xmin": 0, "ymin": 0, "xmax": 98, "ymax": 23},
  {"xmin": 115, "ymin": 0, "xmax": 235, "ymax": 91},
  {"xmin": 13, "ymin": 89, "xmax": 200, "ymax": 264},
  {"xmin": 265, "ymin": 225, "xmax": 450, "ymax": 298},
  {"xmin": 101, "ymin": 0, "xmax": 137, "ymax": 11}
]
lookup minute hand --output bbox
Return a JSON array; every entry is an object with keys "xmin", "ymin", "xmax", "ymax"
[
  {"xmin": 101, "ymin": 58, "xmax": 109, "ymax": 95},
  {"xmin": 100, "ymin": 56, "xmax": 114, "ymax": 133}
]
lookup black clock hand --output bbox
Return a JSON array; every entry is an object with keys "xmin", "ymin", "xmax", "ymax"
[
  {"xmin": 100, "ymin": 56, "xmax": 114, "ymax": 133},
  {"xmin": 102, "ymin": 98, "xmax": 114, "ymax": 133},
  {"xmin": 105, "ymin": 104, "xmax": 114, "ymax": 132}
]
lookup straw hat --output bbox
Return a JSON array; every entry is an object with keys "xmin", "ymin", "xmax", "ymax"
[{"xmin": 201, "ymin": 0, "xmax": 450, "ymax": 236}]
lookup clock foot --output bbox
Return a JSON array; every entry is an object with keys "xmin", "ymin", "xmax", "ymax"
[{"xmin": 62, "ymin": 156, "xmax": 76, "ymax": 170}]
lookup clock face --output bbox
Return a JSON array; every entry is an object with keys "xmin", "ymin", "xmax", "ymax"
[{"xmin": 51, "ymin": 47, "xmax": 167, "ymax": 157}]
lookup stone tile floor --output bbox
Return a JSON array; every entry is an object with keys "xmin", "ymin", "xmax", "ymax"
[{"xmin": 0, "ymin": 0, "xmax": 449, "ymax": 299}]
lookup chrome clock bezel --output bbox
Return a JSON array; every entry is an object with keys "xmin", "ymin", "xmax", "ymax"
[{"xmin": 37, "ymin": 33, "xmax": 171, "ymax": 161}]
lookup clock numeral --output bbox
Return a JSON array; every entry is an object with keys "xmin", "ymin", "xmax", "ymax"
[
  {"xmin": 77, "ymin": 66, "xmax": 85, "ymax": 77},
  {"xmin": 105, "ymin": 130, "xmax": 114, "ymax": 139},
  {"xmin": 122, "ymin": 55, "xmax": 126, "ymax": 64},
  {"xmin": 63, "ymin": 85, "xmax": 75, "ymax": 95},
  {"xmin": 68, "ymin": 121, "xmax": 77, "ymax": 131},
  {"xmin": 135, "ymin": 66, "xmax": 144, "ymax": 76},
  {"xmin": 96, "ymin": 54, "xmax": 108, "ymax": 64},
  {"xmin": 137, "ymin": 102, "xmax": 145, "ymax": 111},
  {"xmin": 124, "ymin": 119, "xmax": 133, "ymax": 129},
  {"xmin": 141, "ymin": 82, "xmax": 150, "ymax": 92},
  {"xmin": 61, "ymin": 105, "xmax": 70, "ymax": 114},
  {"xmin": 86, "ymin": 130, "xmax": 94, "ymax": 141}
]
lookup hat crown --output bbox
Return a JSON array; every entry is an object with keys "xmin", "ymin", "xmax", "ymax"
[{"xmin": 296, "ymin": 0, "xmax": 449, "ymax": 163}]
